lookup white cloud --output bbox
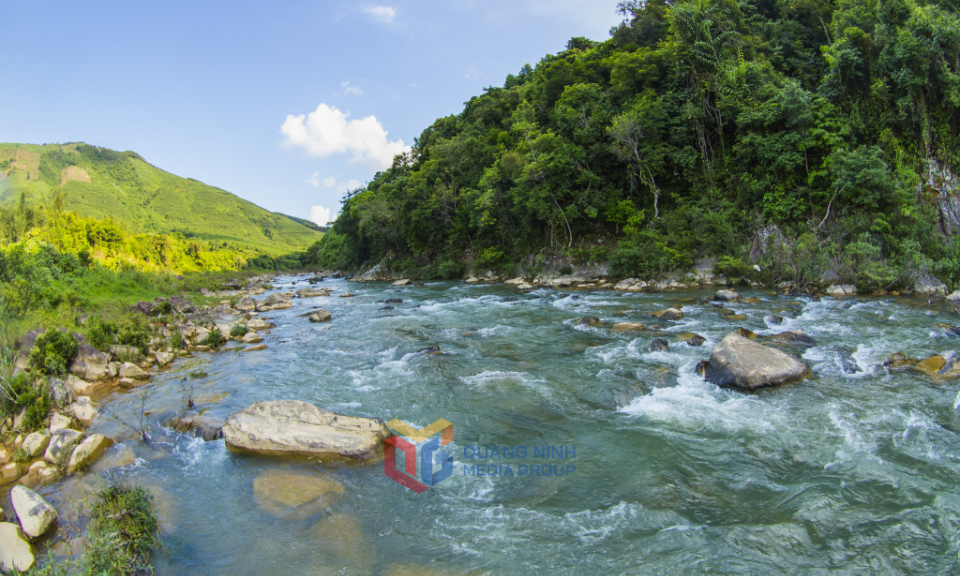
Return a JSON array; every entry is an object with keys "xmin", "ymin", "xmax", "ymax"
[
  {"xmin": 362, "ymin": 6, "xmax": 396, "ymax": 23},
  {"xmin": 341, "ymin": 81, "xmax": 363, "ymax": 96},
  {"xmin": 306, "ymin": 172, "xmax": 321, "ymax": 187},
  {"xmin": 323, "ymin": 176, "xmax": 336, "ymax": 187},
  {"xmin": 337, "ymin": 179, "xmax": 362, "ymax": 194},
  {"xmin": 281, "ymin": 103, "xmax": 410, "ymax": 172},
  {"xmin": 309, "ymin": 205, "xmax": 335, "ymax": 227}
]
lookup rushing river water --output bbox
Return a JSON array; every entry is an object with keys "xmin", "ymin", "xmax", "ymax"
[{"xmin": 38, "ymin": 276, "xmax": 960, "ymax": 574}]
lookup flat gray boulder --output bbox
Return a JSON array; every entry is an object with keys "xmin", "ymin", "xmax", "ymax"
[
  {"xmin": 222, "ymin": 400, "xmax": 390, "ymax": 460},
  {"xmin": 704, "ymin": 333, "xmax": 809, "ymax": 391}
]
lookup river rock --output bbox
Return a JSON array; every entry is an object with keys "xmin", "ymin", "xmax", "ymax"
[
  {"xmin": 222, "ymin": 400, "xmax": 391, "ymax": 460},
  {"xmin": 766, "ymin": 315, "xmax": 784, "ymax": 326},
  {"xmin": 68, "ymin": 344, "xmax": 112, "ymax": 382},
  {"xmin": 914, "ymin": 272, "xmax": 947, "ymax": 297},
  {"xmin": 574, "ymin": 316, "xmax": 600, "ymax": 327},
  {"xmin": 611, "ymin": 322, "xmax": 644, "ymax": 333},
  {"xmin": 241, "ymin": 332, "xmax": 263, "ymax": 344},
  {"xmin": 155, "ymin": 351, "xmax": 175, "ymax": 367},
  {"xmin": 69, "ymin": 398, "xmax": 97, "ymax": 426},
  {"xmin": 235, "ymin": 297, "xmax": 256, "ymax": 312},
  {"xmin": 339, "ymin": 293, "xmax": 355, "ymax": 298},
  {"xmin": 915, "ymin": 355, "xmax": 947, "ymax": 375},
  {"xmin": 253, "ymin": 469, "xmax": 345, "ymax": 518},
  {"xmin": 26, "ymin": 461, "xmax": 60, "ymax": 486},
  {"xmin": 771, "ymin": 330, "xmax": 816, "ymax": 347},
  {"xmin": 169, "ymin": 296, "xmax": 197, "ymax": 314},
  {"xmin": 296, "ymin": 287, "xmax": 328, "ymax": 298},
  {"xmin": 109, "ymin": 345, "xmax": 144, "ymax": 363},
  {"xmin": 263, "ymin": 293, "xmax": 292, "ymax": 309},
  {"xmin": 66, "ymin": 434, "xmax": 114, "ymax": 474},
  {"xmin": 308, "ymin": 513, "xmax": 373, "ymax": 569},
  {"xmin": 243, "ymin": 344, "xmax": 268, "ymax": 352},
  {"xmin": 248, "ymin": 318, "xmax": 274, "ymax": 331},
  {"xmin": 648, "ymin": 338, "xmax": 670, "ymax": 352},
  {"xmin": 49, "ymin": 413, "xmax": 72, "ymax": 433},
  {"xmin": 21, "ymin": 433, "xmax": 50, "ymax": 459},
  {"xmin": 118, "ymin": 362, "xmax": 148, "ymax": 381},
  {"xmin": 10, "ymin": 485, "xmax": 57, "ymax": 538},
  {"xmin": 45, "ymin": 429, "xmax": 84, "ymax": 465},
  {"xmin": 223, "ymin": 278, "xmax": 242, "ymax": 290},
  {"xmin": 308, "ymin": 310, "xmax": 332, "ymax": 323},
  {"xmin": 505, "ymin": 277, "xmax": 526, "ymax": 285},
  {"xmin": 0, "ymin": 463, "xmax": 21, "ymax": 486},
  {"xmin": 166, "ymin": 414, "xmax": 223, "ymax": 441},
  {"xmin": 0, "ymin": 523, "xmax": 34, "ymax": 571},
  {"xmin": 736, "ymin": 327, "xmax": 757, "ymax": 339},
  {"xmin": 826, "ymin": 284, "xmax": 857, "ymax": 296},
  {"xmin": 884, "ymin": 352, "xmax": 918, "ymax": 369},
  {"xmin": 948, "ymin": 290, "xmax": 960, "ymax": 305},
  {"xmin": 392, "ymin": 279, "xmax": 411, "ymax": 287},
  {"xmin": 704, "ymin": 333, "xmax": 809, "ymax": 391},
  {"xmin": 713, "ymin": 289, "xmax": 741, "ymax": 302},
  {"xmin": 682, "ymin": 334, "xmax": 706, "ymax": 347},
  {"xmin": 650, "ymin": 308, "xmax": 684, "ymax": 321},
  {"xmin": 518, "ymin": 283, "xmax": 537, "ymax": 291}
]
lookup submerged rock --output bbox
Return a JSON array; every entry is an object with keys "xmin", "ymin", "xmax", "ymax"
[
  {"xmin": 574, "ymin": 316, "xmax": 601, "ymax": 327},
  {"xmin": 0, "ymin": 522, "xmax": 34, "ymax": 571},
  {"xmin": 765, "ymin": 315, "xmax": 784, "ymax": 326},
  {"xmin": 883, "ymin": 352, "xmax": 918, "ymax": 369},
  {"xmin": 11, "ymin": 485, "xmax": 57, "ymax": 538},
  {"xmin": 222, "ymin": 401, "xmax": 391, "ymax": 460},
  {"xmin": 253, "ymin": 468, "xmax": 344, "ymax": 518},
  {"xmin": 417, "ymin": 346, "xmax": 442, "ymax": 355},
  {"xmin": 681, "ymin": 334, "xmax": 706, "ymax": 347},
  {"xmin": 704, "ymin": 333, "xmax": 809, "ymax": 391},
  {"xmin": 165, "ymin": 415, "xmax": 224, "ymax": 441},
  {"xmin": 771, "ymin": 330, "xmax": 816, "ymax": 347}
]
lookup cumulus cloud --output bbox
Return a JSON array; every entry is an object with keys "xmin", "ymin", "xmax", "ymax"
[
  {"xmin": 362, "ymin": 6, "xmax": 396, "ymax": 23},
  {"xmin": 337, "ymin": 179, "xmax": 362, "ymax": 194},
  {"xmin": 341, "ymin": 81, "xmax": 363, "ymax": 96},
  {"xmin": 306, "ymin": 172, "xmax": 321, "ymax": 187},
  {"xmin": 309, "ymin": 205, "xmax": 335, "ymax": 227},
  {"xmin": 281, "ymin": 103, "xmax": 410, "ymax": 172}
]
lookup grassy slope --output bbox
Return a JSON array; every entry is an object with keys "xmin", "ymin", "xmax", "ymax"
[{"xmin": 0, "ymin": 142, "xmax": 321, "ymax": 255}]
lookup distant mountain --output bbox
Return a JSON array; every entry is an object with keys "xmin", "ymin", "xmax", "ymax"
[
  {"xmin": 0, "ymin": 142, "xmax": 321, "ymax": 254},
  {"xmin": 274, "ymin": 212, "xmax": 327, "ymax": 232}
]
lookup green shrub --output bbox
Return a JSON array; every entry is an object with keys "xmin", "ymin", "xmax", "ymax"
[
  {"xmin": 437, "ymin": 260, "xmax": 463, "ymax": 279},
  {"xmin": 85, "ymin": 482, "xmax": 159, "ymax": 575},
  {"xmin": 188, "ymin": 370, "xmax": 208, "ymax": 379},
  {"xmin": 229, "ymin": 325, "xmax": 248, "ymax": 338},
  {"xmin": 29, "ymin": 331, "xmax": 79, "ymax": 376},
  {"xmin": 199, "ymin": 330, "xmax": 226, "ymax": 348},
  {"xmin": 558, "ymin": 265, "xmax": 574, "ymax": 276},
  {"xmin": 714, "ymin": 256, "xmax": 754, "ymax": 282},
  {"xmin": 154, "ymin": 300, "xmax": 173, "ymax": 315},
  {"xmin": 169, "ymin": 331, "xmax": 186, "ymax": 350},
  {"xmin": 12, "ymin": 447, "xmax": 30, "ymax": 463},
  {"xmin": 119, "ymin": 322, "xmax": 150, "ymax": 355},
  {"xmin": 87, "ymin": 316, "xmax": 119, "ymax": 351},
  {"xmin": 0, "ymin": 373, "xmax": 52, "ymax": 431}
]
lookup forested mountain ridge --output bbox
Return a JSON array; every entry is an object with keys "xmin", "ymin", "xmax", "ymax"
[
  {"xmin": 0, "ymin": 142, "xmax": 321, "ymax": 255},
  {"xmin": 312, "ymin": 0, "xmax": 960, "ymax": 291}
]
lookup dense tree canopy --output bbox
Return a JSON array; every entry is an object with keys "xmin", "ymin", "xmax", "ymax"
[{"xmin": 309, "ymin": 0, "xmax": 960, "ymax": 288}]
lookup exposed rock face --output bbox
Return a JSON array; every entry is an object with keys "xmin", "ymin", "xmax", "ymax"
[
  {"xmin": 222, "ymin": 401, "xmax": 390, "ymax": 460},
  {"xmin": 66, "ymin": 434, "xmax": 114, "ymax": 474},
  {"xmin": 650, "ymin": 308, "xmax": 684, "ymax": 321},
  {"xmin": 713, "ymin": 289, "xmax": 741, "ymax": 302},
  {"xmin": 45, "ymin": 429, "xmax": 84, "ymax": 464},
  {"xmin": 253, "ymin": 469, "xmax": 345, "ymax": 518},
  {"xmin": 704, "ymin": 333, "xmax": 809, "ymax": 391},
  {"xmin": 10, "ymin": 485, "xmax": 58, "ymax": 538},
  {"xmin": 913, "ymin": 272, "xmax": 947, "ymax": 297},
  {"xmin": 0, "ymin": 522, "xmax": 34, "ymax": 571},
  {"xmin": 308, "ymin": 310, "xmax": 332, "ymax": 323},
  {"xmin": 826, "ymin": 284, "xmax": 857, "ymax": 296},
  {"xmin": 611, "ymin": 322, "xmax": 644, "ymax": 333}
]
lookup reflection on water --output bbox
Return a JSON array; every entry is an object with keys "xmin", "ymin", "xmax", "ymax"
[{"xmin": 37, "ymin": 277, "xmax": 960, "ymax": 574}]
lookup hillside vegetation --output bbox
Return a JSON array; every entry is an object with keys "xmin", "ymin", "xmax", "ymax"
[
  {"xmin": 311, "ymin": 0, "xmax": 960, "ymax": 291},
  {"xmin": 0, "ymin": 142, "xmax": 321, "ymax": 255}
]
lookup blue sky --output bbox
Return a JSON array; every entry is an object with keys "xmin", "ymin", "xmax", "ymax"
[{"xmin": 0, "ymin": 0, "xmax": 623, "ymax": 225}]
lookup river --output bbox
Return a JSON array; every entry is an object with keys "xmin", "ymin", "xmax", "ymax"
[{"xmin": 42, "ymin": 276, "xmax": 960, "ymax": 575}]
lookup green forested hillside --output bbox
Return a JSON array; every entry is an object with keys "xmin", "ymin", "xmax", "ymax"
[
  {"xmin": 0, "ymin": 142, "xmax": 321, "ymax": 255},
  {"xmin": 313, "ymin": 0, "xmax": 960, "ymax": 290}
]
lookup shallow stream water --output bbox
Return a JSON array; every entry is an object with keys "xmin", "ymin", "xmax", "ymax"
[{"xmin": 37, "ymin": 277, "xmax": 960, "ymax": 574}]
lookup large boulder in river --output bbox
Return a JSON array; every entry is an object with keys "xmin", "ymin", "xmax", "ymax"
[
  {"xmin": 222, "ymin": 400, "xmax": 391, "ymax": 460},
  {"xmin": 10, "ymin": 485, "xmax": 57, "ymax": 538},
  {"xmin": 68, "ymin": 344, "xmax": 113, "ymax": 382},
  {"xmin": 296, "ymin": 287, "xmax": 328, "ymax": 298},
  {"xmin": 0, "ymin": 523, "xmax": 34, "ymax": 571},
  {"xmin": 650, "ymin": 308, "xmax": 684, "ymax": 321},
  {"xmin": 713, "ymin": 289, "xmax": 741, "ymax": 302},
  {"xmin": 308, "ymin": 310, "xmax": 332, "ymax": 323},
  {"xmin": 826, "ymin": 284, "xmax": 857, "ymax": 296},
  {"xmin": 704, "ymin": 333, "xmax": 809, "ymax": 391}
]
